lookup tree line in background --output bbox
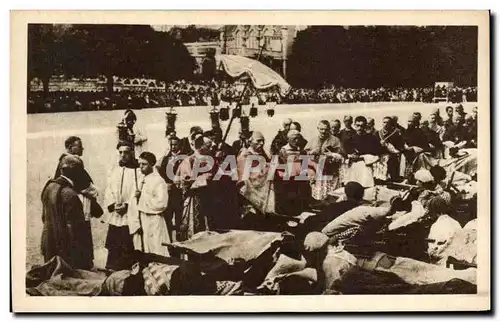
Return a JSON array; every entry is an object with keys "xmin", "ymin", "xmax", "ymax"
[
  {"xmin": 28, "ymin": 24, "xmax": 197, "ymax": 96},
  {"xmin": 28, "ymin": 24, "xmax": 478, "ymax": 97},
  {"xmin": 287, "ymin": 26, "xmax": 478, "ymax": 89}
]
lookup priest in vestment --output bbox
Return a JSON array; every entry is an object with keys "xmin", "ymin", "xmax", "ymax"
[
  {"xmin": 237, "ymin": 131, "xmax": 276, "ymax": 215},
  {"xmin": 174, "ymin": 135, "xmax": 218, "ymax": 241},
  {"xmin": 305, "ymin": 120, "xmax": 343, "ymax": 201},
  {"xmin": 103, "ymin": 141, "xmax": 143, "ymax": 271}
]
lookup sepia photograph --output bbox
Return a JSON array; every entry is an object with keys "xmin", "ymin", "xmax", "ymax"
[{"xmin": 10, "ymin": 10, "xmax": 490, "ymax": 312}]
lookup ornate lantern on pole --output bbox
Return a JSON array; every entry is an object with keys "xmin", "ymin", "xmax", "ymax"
[
  {"xmin": 219, "ymin": 106, "xmax": 230, "ymax": 121},
  {"xmin": 209, "ymin": 107, "xmax": 221, "ymax": 130},
  {"xmin": 165, "ymin": 106, "xmax": 177, "ymax": 137},
  {"xmin": 240, "ymin": 115, "xmax": 250, "ymax": 133},
  {"xmin": 232, "ymin": 103, "xmax": 242, "ymax": 118}
]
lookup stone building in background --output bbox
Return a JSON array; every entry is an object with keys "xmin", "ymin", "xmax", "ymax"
[{"xmin": 219, "ymin": 25, "xmax": 307, "ymax": 78}]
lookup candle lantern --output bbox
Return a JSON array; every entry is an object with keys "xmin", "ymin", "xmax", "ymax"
[
  {"xmin": 165, "ymin": 106, "xmax": 177, "ymax": 137},
  {"xmin": 232, "ymin": 105, "xmax": 242, "ymax": 118},
  {"xmin": 249, "ymin": 105, "xmax": 258, "ymax": 118},
  {"xmin": 209, "ymin": 107, "xmax": 221, "ymax": 129},
  {"xmin": 219, "ymin": 107, "xmax": 229, "ymax": 121},
  {"xmin": 240, "ymin": 115, "xmax": 250, "ymax": 133},
  {"xmin": 117, "ymin": 121, "xmax": 131, "ymax": 142}
]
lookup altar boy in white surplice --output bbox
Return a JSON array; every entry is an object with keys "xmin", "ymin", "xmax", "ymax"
[{"xmin": 130, "ymin": 152, "xmax": 170, "ymax": 257}]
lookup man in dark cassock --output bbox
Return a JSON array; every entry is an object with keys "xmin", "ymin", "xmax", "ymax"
[
  {"xmin": 270, "ymin": 118, "xmax": 292, "ymax": 155},
  {"xmin": 330, "ymin": 119, "xmax": 341, "ymax": 139},
  {"xmin": 412, "ymin": 112, "xmax": 422, "ymax": 125},
  {"xmin": 455, "ymin": 104, "xmax": 467, "ymax": 122},
  {"xmin": 205, "ymin": 127, "xmax": 235, "ymax": 159},
  {"xmin": 463, "ymin": 115, "xmax": 477, "ymax": 148},
  {"xmin": 343, "ymin": 116, "xmax": 383, "ymax": 187},
  {"xmin": 290, "ymin": 121, "xmax": 308, "ymax": 150},
  {"xmin": 402, "ymin": 115, "xmax": 432, "ymax": 178},
  {"xmin": 420, "ymin": 120, "xmax": 444, "ymax": 153},
  {"xmin": 339, "ymin": 116, "xmax": 356, "ymax": 149},
  {"xmin": 180, "ymin": 126, "xmax": 204, "ymax": 155},
  {"xmin": 343, "ymin": 116, "xmax": 383, "ymax": 157},
  {"xmin": 365, "ymin": 117, "xmax": 377, "ymax": 135},
  {"xmin": 376, "ymin": 116, "xmax": 405, "ymax": 182},
  {"xmin": 392, "ymin": 115, "xmax": 406, "ymax": 135},
  {"xmin": 176, "ymin": 135, "xmax": 237, "ymax": 240},
  {"xmin": 232, "ymin": 129, "xmax": 252, "ymax": 156},
  {"xmin": 442, "ymin": 114, "xmax": 470, "ymax": 155},
  {"xmin": 444, "ymin": 106, "xmax": 454, "ymax": 129},
  {"xmin": 157, "ymin": 136, "xmax": 184, "ymax": 243},
  {"xmin": 204, "ymin": 128, "xmax": 240, "ymax": 229},
  {"xmin": 41, "ymin": 155, "xmax": 95, "ymax": 269}
]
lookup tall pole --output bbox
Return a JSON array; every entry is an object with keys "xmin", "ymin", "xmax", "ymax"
[
  {"xmin": 221, "ymin": 42, "xmax": 266, "ymax": 143},
  {"xmin": 281, "ymin": 26, "xmax": 288, "ymax": 79}
]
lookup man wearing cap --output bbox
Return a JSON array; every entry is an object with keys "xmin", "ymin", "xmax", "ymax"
[
  {"xmin": 41, "ymin": 155, "xmax": 94, "ymax": 269},
  {"xmin": 103, "ymin": 141, "xmax": 143, "ymax": 271},
  {"xmin": 270, "ymin": 118, "xmax": 292, "ymax": 156},
  {"xmin": 305, "ymin": 120, "xmax": 344, "ymax": 200},
  {"xmin": 131, "ymin": 152, "xmax": 170, "ymax": 256}
]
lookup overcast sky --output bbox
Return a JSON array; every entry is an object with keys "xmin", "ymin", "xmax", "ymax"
[{"xmin": 151, "ymin": 25, "xmax": 222, "ymax": 32}]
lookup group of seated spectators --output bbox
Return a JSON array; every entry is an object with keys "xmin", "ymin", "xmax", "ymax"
[
  {"xmin": 27, "ymin": 77, "xmax": 478, "ymax": 114},
  {"xmin": 284, "ymin": 86, "xmax": 477, "ymax": 104}
]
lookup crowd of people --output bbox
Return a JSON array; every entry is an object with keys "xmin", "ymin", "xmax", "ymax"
[
  {"xmin": 27, "ymin": 79, "xmax": 477, "ymax": 113},
  {"xmin": 284, "ymin": 86, "xmax": 477, "ymax": 104},
  {"xmin": 36, "ymin": 101, "xmax": 479, "ymax": 295}
]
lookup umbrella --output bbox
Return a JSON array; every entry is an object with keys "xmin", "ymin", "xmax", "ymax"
[{"xmin": 216, "ymin": 54, "xmax": 292, "ymax": 97}]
